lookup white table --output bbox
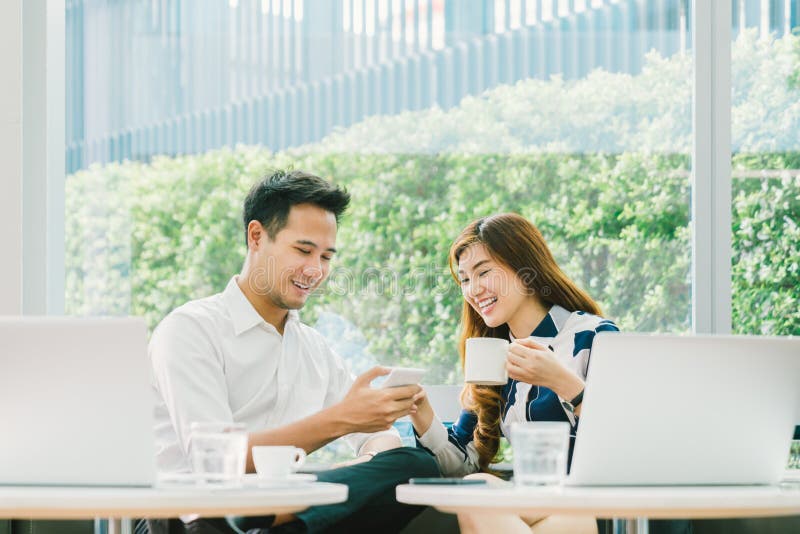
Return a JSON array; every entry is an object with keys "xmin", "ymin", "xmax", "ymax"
[
  {"xmin": 0, "ymin": 482, "xmax": 347, "ymax": 534},
  {"xmin": 396, "ymin": 482, "xmax": 800, "ymax": 534}
]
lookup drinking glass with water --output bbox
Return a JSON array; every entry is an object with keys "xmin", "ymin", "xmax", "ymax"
[
  {"xmin": 189, "ymin": 421, "xmax": 248, "ymax": 485},
  {"xmin": 511, "ymin": 421, "xmax": 570, "ymax": 486}
]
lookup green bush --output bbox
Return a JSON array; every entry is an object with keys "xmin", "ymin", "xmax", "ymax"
[
  {"xmin": 311, "ymin": 30, "xmax": 799, "ymax": 155},
  {"xmin": 66, "ymin": 148, "xmax": 799, "ymax": 383},
  {"xmin": 732, "ymin": 153, "xmax": 800, "ymax": 334}
]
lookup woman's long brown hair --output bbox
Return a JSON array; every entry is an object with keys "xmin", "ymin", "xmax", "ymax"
[{"xmin": 449, "ymin": 213, "xmax": 601, "ymax": 471}]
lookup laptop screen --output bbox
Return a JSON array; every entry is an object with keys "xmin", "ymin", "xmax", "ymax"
[{"xmin": 0, "ymin": 317, "xmax": 155, "ymax": 486}]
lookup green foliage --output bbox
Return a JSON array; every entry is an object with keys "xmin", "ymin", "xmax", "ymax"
[
  {"xmin": 790, "ymin": 28, "xmax": 800, "ymax": 89},
  {"xmin": 790, "ymin": 440, "xmax": 800, "ymax": 470},
  {"xmin": 298, "ymin": 152, "xmax": 694, "ymax": 382},
  {"xmin": 731, "ymin": 153, "xmax": 800, "ymax": 335},
  {"xmin": 732, "ymin": 31, "xmax": 800, "ymax": 151},
  {"xmin": 308, "ymin": 31, "xmax": 800, "ymax": 155},
  {"xmin": 66, "ymin": 147, "xmax": 800, "ymax": 383}
]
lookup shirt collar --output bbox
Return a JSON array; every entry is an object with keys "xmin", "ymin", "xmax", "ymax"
[
  {"xmin": 223, "ymin": 276, "xmax": 299, "ymax": 336},
  {"xmin": 529, "ymin": 304, "xmax": 570, "ymax": 337}
]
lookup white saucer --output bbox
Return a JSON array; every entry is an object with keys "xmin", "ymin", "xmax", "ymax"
[{"xmin": 243, "ymin": 473, "xmax": 317, "ymax": 487}]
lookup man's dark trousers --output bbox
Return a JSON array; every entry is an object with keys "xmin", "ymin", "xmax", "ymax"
[{"xmin": 143, "ymin": 447, "xmax": 440, "ymax": 534}]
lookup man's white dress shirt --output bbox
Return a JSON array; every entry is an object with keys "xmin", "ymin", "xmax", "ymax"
[{"xmin": 150, "ymin": 276, "xmax": 395, "ymax": 473}]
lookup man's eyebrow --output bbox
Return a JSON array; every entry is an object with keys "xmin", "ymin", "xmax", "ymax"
[
  {"xmin": 296, "ymin": 239, "xmax": 337, "ymax": 254},
  {"xmin": 457, "ymin": 259, "xmax": 491, "ymax": 275}
]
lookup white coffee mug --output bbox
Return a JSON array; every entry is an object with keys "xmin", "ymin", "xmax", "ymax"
[
  {"xmin": 252, "ymin": 446, "xmax": 307, "ymax": 479},
  {"xmin": 464, "ymin": 337, "xmax": 509, "ymax": 385}
]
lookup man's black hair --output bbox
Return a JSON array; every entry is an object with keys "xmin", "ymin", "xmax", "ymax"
[{"xmin": 242, "ymin": 169, "xmax": 351, "ymax": 245}]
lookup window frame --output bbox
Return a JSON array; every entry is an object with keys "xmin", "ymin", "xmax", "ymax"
[
  {"xmin": 692, "ymin": 0, "xmax": 732, "ymax": 334},
  {"xmin": 4, "ymin": 0, "xmax": 65, "ymax": 316},
  {"xmin": 0, "ymin": 0, "xmax": 23, "ymax": 315}
]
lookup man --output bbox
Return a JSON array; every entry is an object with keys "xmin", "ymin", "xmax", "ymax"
[{"xmin": 147, "ymin": 170, "xmax": 439, "ymax": 533}]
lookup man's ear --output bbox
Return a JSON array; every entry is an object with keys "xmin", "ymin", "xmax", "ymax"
[{"xmin": 247, "ymin": 220, "xmax": 264, "ymax": 250}]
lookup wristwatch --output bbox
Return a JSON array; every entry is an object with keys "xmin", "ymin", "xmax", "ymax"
[
  {"xmin": 560, "ymin": 389, "xmax": 584, "ymax": 424},
  {"xmin": 569, "ymin": 389, "xmax": 584, "ymax": 409}
]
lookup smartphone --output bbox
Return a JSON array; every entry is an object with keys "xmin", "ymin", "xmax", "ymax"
[
  {"xmin": 409, "ymin": 477, "xmax": 487, "ymax": 485},
  {"xmin": 379, "ymin": 367, "xmax": 426, "ymax": 388}
]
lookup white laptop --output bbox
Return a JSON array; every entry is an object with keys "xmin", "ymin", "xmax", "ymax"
[
  {"xmin": 567, "ymin": 333, "xmax": 800, "ymax": 486},
  {"xmin": 0, "ymin": 317, "xmax": 155, "ymax": 486}
]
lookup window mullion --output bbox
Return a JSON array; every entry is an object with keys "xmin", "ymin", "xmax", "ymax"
[{"xmin": 692, "ymin": 0, "xmax": 732, "ymax": 334}]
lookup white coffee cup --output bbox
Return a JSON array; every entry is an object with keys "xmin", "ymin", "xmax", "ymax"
[
  {"xmin": 464, "ymin": 337, "xmax": 510, "ymax": 385},
  {"xmin": 252, "ymin": 446, "xmax": 307, "ymax": 479}
]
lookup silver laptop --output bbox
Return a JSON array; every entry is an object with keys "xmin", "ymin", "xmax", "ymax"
[
  {"xmin": 0, "ymin": 317, "xmax": 155, "ymax": 486},
  {"xmin": 567, "ymin": 333, "xmax": 800, "ymax": 486}
]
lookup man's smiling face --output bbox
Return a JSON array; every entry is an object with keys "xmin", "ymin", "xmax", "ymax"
[{"xmin": 249, "ymin": 203, "xmax": 338, "ymax": 311}]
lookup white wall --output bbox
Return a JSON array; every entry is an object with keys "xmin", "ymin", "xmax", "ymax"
[
  {"xmin": 0, "ymin": 0, "xmax": 65, "ymax": 316},
  {"xmin": 22, "ymin": 0, "xmax": 65, "ymax": 315},
  {"xmin": 0, "ymin": 1, "xmax": 22, "ymax": 315}
]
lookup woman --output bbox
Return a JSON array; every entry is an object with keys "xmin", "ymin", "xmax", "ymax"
[{"xmin": 410, "ymin": 213, "xmax": 618, "ymax": 534}]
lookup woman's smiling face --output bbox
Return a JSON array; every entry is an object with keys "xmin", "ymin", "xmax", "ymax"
[{"xmin": 457, "ymin": 243, "xmax": 529, "ymax": 329}]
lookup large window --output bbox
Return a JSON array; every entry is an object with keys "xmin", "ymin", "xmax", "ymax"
[
  {"xmin": 64, "ymin": 0, "xmax": 707, "ymax": 384},
  {"xmin": 63, "ymin": 1, "xmax": 800, "ymax": 390}
]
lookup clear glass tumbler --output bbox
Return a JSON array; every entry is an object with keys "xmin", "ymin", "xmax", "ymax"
[
  {"xmin": 511, "ymin": 421, "xmax": 570, "ymax": 486},
  {"xmin": 189, "ymin": 421, "xmax": 248, "ymax": 485}
]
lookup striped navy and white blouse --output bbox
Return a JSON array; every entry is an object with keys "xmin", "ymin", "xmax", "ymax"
[{"xmin": 416, "ymin": 304, "xmax": 619, "ymax": 477}]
